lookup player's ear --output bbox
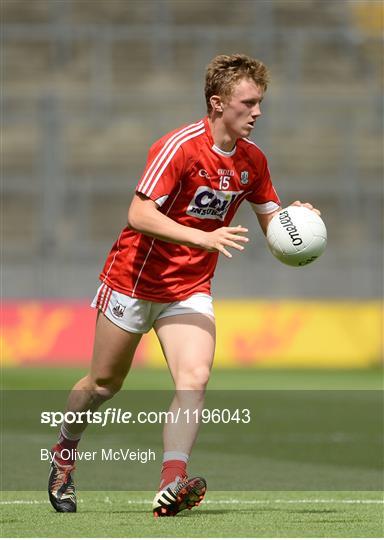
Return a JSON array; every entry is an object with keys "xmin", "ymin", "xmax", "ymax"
[{"xmin": 210, "ymin": 95, "xmax": 224, "ymax": 113}]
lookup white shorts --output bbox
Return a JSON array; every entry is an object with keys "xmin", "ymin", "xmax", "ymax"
[{"xmin": 91, "ymin": 284, "xmax": 214, "ymax": 334}]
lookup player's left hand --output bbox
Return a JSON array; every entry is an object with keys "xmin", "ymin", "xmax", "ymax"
[{"xmin": 290, "ymin": 200, "xmax": 321, "ymax": 216}]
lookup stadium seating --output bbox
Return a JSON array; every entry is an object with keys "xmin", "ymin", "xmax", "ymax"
[{"xmin": 3, "ymin": 0, "xmax": 382, "ymax": 297}]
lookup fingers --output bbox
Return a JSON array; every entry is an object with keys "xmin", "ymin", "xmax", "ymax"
[
  {"xmin": 217, "ymin": 245, "xmax": 233, "ymax": 258},
  {"xmin": 302, "ymin": 203, "xmax": 321, "ymax": 215},
  {"xmin": 224, "ymin": 226, "xmax": 249, "ymax": 244},
  {"xmin": 220, "ymin": 227, "xmax": 249, "ymax": 255},
  {"xmin": 228, "ymin": 234, "xmax": 249, "ymax": 244},
  {"xmin": 290, "ymin": 201, "xmax": 321, "ymax": 216},
  {"xmin": 215, "ymin": 238, "xmax": 245, "ymax": 258},
  {"xmin": 228, "ymin": 225, "xmax": 249, "ymax": 234},
  {"xmin": 206, "ymin": 225, "xmax": 250, "ymax": 258},
  {"xmin": 223, "ymin": 239, "xmax": 246, "ymax": 252}
]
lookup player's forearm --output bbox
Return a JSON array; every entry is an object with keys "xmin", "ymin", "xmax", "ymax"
[
  {"xmin": 256, "ymin": 209, "xmax": 281, "ymax": 235},
  {"xmin": 128, "ymin": 198, "xmax": 205, "ymax": 248}
]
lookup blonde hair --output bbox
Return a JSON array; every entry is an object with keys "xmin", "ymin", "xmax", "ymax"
[{"xmin": 205, "ymin": 54, "xmax": 270, "ymax": 114}]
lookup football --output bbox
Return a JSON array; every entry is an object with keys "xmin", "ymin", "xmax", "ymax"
[{"xmin": 266, "ymin": 206, "xmax": 327, "ymax": 266}]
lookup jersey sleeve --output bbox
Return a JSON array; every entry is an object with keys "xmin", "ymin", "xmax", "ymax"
[
  {"xmin": 136, "ymin": 139, "xmax": 186, "ymax": 207},
  {"xmin": 246, "ymin": 151, "xmax": 281, "ymax": 214}
]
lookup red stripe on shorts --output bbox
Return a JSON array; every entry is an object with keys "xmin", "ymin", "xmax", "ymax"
[
  {"xmin": 95, "ymin": 284, "xmax": 107, "ymax": 310},
  {"xmin": 102, "ymin": 286, "xmax": 113, "ymax": 313}
]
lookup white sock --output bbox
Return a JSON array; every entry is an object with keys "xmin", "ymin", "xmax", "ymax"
[
  {"xmin": 58, "ymin": 423, "xmax": 82, "ymax": 443},
  {"xmin": 163, "ymin": 451, "xmax": 189, "ymax": 463}
]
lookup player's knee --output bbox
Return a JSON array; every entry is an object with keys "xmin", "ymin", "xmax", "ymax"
[
  {"xmin": 179, "ymin": 364, "xmax": 211, "ymax": 390},
  {"xmin": 92, "ymin": 377, "xmax": 124, "ymax": 400}
]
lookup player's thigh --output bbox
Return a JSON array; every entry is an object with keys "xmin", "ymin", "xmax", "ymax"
[
  {"xmin": 90, "ymin": 311, "xmax": 142, "ymax": 386},
  {"xmin": 154, "ymin": 314, "xmax": 216, "ymax": 388}
]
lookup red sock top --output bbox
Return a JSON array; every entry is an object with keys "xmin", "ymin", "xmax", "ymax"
[
  {"xmin": 159, "ymin": 459, "xmax": 187, "ymax": 489},
  {"xmin": 53, "ymin": 436, "xmax": 79, "ymax": 467}
]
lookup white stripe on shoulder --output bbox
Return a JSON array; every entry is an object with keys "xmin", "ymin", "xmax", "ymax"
[
  {"xmin": 242, "ymin": 137, "xmax": 264, "ymax": 152},
  {"xmin": 138, "ymin": 121, "xmax": 204, "ymax": 193},
  {"xmin": 145, "ymin": 127, "xmax": 205, "ymax": 197}
]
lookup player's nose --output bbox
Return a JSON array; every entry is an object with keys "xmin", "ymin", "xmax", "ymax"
[{"xmin": 252, "ymin": 103, "xmax": 262, "ymax": 117}]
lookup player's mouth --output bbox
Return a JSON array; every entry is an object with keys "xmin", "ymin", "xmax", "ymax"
[{"xmin": 246, "ymin": 121, "xmax": 255, "ymax": 129}]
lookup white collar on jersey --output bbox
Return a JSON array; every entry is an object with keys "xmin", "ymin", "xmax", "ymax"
[{"xmin": 212, "ymin": 144, "xmax": 237, "ymax": 157}]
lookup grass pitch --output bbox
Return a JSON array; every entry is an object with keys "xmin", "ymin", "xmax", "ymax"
[
  {"xmin": 1, "ymin": 366, "xmax": 383, "ymax": 537},
  {"xmin": 3, "ymin": 365, "xmax": 382, "ymax": 391},
  {"xmin": 1, "ymin": 490, "xmax": 383, "ymax": 537}
]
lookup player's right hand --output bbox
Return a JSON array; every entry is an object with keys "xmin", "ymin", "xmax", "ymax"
[{"xmin": 201, "ymin": 225, "xmax": 249, "ymax": 258}]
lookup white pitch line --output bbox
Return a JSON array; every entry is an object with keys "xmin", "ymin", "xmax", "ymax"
[
  {"xmin": 1, "ymin": 498, "xmax": 383, "ymax": 505},
  {"xmin": 204, "ymin": 499, "xmax": 384, "ymax": 505},
  {"xmin": 0, "ymin": 499, "xmax": 85, "ymax": 505}
]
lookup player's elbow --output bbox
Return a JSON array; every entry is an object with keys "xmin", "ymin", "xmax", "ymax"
[
  {"xmin": 127, "ymin": 204, "xmax": 155, "ymax": 233},
  {"xmin": 128, "ymin": 193, "xmax": 159, "ymax": 232},
  {"xmin": 127, "ymin": 199, "xmax": 146, "ymax": 231},
  {"xmin": 127, "ymin": 206, "xmax": 140, "ymax": 231}
]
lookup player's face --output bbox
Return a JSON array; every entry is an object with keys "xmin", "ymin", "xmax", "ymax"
[{"xmin": 221, "ymin": 78, "xmax": 264, "ymax": 139}]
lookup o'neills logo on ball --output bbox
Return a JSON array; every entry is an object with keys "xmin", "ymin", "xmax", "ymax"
[{"xmin": 279, "ymin": 210, "xmax": 303, "ymax": 246}]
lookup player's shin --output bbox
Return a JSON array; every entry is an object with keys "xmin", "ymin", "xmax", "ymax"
[{"xmin": 160, "ymin": 389, "xmax": 205, "ymax": 489}]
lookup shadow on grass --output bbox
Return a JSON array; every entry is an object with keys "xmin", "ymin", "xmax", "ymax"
[
  {"xmin": 78, "ymin": 508, "xmax": 235, "ymax": 517},
  {"xmin": 290, "ymin": 509, "xmax": 339, "ymax": 514}
]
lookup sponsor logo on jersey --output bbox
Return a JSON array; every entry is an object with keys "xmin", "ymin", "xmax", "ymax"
[
  {"xmin": 198, "ymin": 169, "xmax": 210, "ymax": 179},
  {"xmin": 112, "ymin": 302, "xmax": 126, "ymax": 318},
  {"xmin": 186, "ymin": 186, "xmax": 244, "ymax": 221},
  {"xmin": 217, "ymin": 169, "xmax": 235, "ymax": 176},
  {"xmin": 240, "ymin": 171, "xmax": 249, "ymax": 185}
]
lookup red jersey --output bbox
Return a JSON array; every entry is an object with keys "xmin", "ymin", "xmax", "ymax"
[{"xmin": 100, "ymin": 117, "xmax": 280, "ymax": 302}]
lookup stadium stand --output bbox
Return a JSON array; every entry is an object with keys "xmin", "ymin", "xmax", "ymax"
[{"xmin": 2, "ymin": 0, "xmax": 382, "ymax": 298}]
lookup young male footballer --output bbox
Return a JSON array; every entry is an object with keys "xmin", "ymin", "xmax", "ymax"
[{"xmin": 48, "ymin": 53, "xmax": 320, "ymax": 516}]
